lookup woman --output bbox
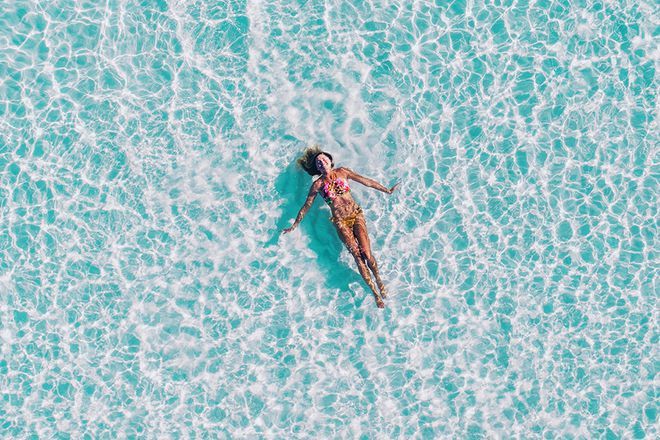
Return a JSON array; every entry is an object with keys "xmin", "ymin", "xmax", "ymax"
[{"xmin": 282, "ymin": 147, "xmax": 399, "ymax": 308}]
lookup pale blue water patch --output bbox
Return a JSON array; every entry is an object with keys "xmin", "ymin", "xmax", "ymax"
[{"xmin": 0, "ymin": 0, "xmax": 657, "ymax": 438}]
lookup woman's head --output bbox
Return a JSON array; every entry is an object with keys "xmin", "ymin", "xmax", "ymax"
[{"xmin": 297, "ymin": 146, "xmax": 334, "ymax": 176}]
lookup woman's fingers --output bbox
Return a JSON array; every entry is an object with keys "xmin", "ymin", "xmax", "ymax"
[{"xmin": 389, "ymin": 182, "xmax": 400, "ymax": 194}]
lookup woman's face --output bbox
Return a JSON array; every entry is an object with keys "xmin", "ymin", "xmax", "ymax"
[{"xmin": 315, "ymin": 154, "xmax": 332, "ymax": 174}]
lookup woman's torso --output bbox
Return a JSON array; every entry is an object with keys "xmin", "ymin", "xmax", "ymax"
[{"xmin": 316, "ymin": 169, "xmax": 359, "ymax": 219}]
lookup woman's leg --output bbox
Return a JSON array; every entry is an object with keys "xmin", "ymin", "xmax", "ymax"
[
  {"xmin": 353, "ymin": 214, "xmax": 387, "ymax": 297},
  {"xmin": 333, "ymin": 220, "xmax": 384, "ymax": 308}
]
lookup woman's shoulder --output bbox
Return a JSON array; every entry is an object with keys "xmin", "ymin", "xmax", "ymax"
[{"xmin": 336, "ymin": 167, "xmax": 358, "ymax": 181}]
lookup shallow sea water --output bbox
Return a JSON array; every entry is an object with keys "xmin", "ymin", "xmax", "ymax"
[{"xmin": 0, "ymin": 0, "xmax": 658, "ymax": 438}]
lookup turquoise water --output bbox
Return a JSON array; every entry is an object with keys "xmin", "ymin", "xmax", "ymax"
[{"xmin": 0, "ymin": 0, "xmax": 657, "ymax": 437}]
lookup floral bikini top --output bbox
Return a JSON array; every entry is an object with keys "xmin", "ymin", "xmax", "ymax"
[{"xmin": 321, "ymin": 177, "xmax": 350, "ymax": 205}]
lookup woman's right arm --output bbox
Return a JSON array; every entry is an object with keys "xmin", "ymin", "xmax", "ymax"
[{"xmin": 282, "ymin": 181, "xmax": 320, "ymax": 234}]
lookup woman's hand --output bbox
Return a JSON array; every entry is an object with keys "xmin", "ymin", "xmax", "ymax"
[{"xmin": 387, "ymin": 182, "xmax": 400, "ymax": 194}]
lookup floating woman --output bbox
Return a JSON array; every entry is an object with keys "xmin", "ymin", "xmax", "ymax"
[{"xmin": 282, "ymin": 146, "xmax": 399, "ymax": 308}]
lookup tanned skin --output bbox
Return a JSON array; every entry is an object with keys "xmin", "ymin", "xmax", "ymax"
[{"xmin": 283, "ymin": 153, "xmax": 399, "ymax": 308}]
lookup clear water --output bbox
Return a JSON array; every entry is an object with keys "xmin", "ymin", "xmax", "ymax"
[{"xmin": 0, "ymin": 0, "xmax": 657, "ymax": 438}]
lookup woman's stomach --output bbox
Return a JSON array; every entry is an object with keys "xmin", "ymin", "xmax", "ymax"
[{"xmin": 329, "ymin": 196, "xmax": 361, "ymax": 219}]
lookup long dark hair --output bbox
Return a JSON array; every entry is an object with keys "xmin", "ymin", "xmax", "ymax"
[{"xmin": 297, "ymin": 146, "xmax": 334, "ymax": 176}]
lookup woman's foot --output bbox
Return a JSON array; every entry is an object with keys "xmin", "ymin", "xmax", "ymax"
[{"xmin": 375, "ymin": 295, "xmax": 385, "ymax": 308}]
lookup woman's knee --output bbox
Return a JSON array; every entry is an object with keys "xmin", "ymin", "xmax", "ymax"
[
  {"xmin": 345, "ymin": 242, "xmax": 361, "ymax": 258},
  {"xmin": 360, "ymin": 249, "xmax": 374, "ymax": 264}
]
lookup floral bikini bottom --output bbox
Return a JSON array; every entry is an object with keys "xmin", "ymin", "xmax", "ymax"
[{"xmin": 330, "ymin": 206, "xmax": 364, "ymax": 229}]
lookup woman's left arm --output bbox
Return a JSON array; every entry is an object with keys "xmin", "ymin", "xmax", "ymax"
[{"xmin": 344, "ymin": 168, "xmax": 399, "ymax": 194}]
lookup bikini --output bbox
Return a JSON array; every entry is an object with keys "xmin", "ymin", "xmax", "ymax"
[{"xmin": 321, "ymin": 177, "xmax": 363, "ymax": 228}]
